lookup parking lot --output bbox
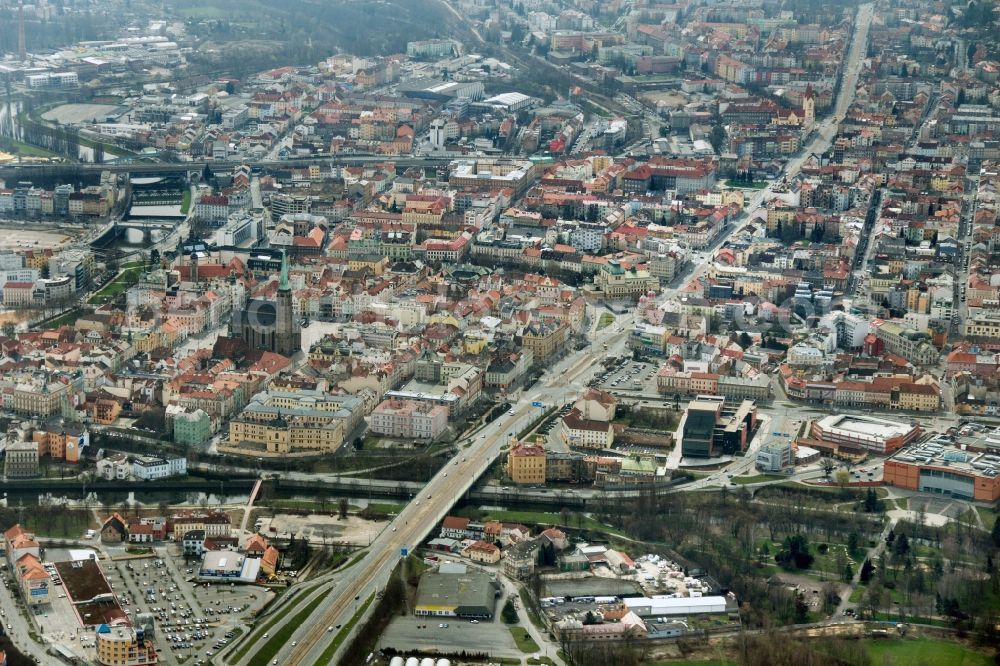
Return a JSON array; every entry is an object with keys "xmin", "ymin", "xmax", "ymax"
[
  {"xmin": 102, "ymin": 546, "xmax": 271, "ymax": 664},
  {"xmin": 594, "ymin": 358, "xmax": 659, "ymax": 394},
  {"xmin": 379, "ymin": 615, "xmax": 519, "ymax": 659},
  {"xmin": 847, "ymin": 460, "xmax": 884, "ymax": 482}
]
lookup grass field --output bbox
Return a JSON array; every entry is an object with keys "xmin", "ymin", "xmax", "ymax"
[
  {"xmin": 519, "ymin": 588, "xmax": 546, "ymax": 631},
  {"xmin": 464, "ymin": 508, "xmax": 625, "ymax": 536},
  {"xmin": 89, "ymin": 262, "xmax": 145, "ymax": 304},
  {"xmin": 21, "ymin": 508, "xmax": 92, "ymax": 538},
  {"xmin": 866, "ymin": 639, "xmax": 993, "ymax": 666},
  {"xmin": 509, "ymin": 626, "xmax": 540, "ymax": 653},
  {"xmin": 39, "ymin": 308, "xmax": 84, "ymax": 330},
  {"xmin": 643, "ymin": 659, "xmax": 739, "ymax": 666},
  {"xmin": 0, "ymin": 138, "xmax": 62, "ymax": 158},
  {"xmin": 597, "ymin": 313, "xmax": 615, "ymax": 330},
  {"xmin": 725, "ymin": 179, "xmax": 768, "ymax": 189},
  {"xmin": 179, "ymin": 5, "xmax": 229, "ymax": 17},
  {"xmin": 181, "ymin": 190, "xmax": 192, "ymax": 214},
  {"xmin": 648, "ymin": 639, "xmax": 990, "ymax": 666},
  {"xmin": 976, "ymin": 506, "xmax": 998, "ymax": 528}
]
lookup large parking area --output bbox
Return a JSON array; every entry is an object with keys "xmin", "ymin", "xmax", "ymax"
[
  {"xmin": 102, "ymin": 546, "xmax": 271, "ymax": 664},
  {"xmin": 593, "ymin": 358, "xmax": 659, "ymax": 394},
  {"xmin": 380, "ymin": 615, "xmax": 519, "ymax": 659}
]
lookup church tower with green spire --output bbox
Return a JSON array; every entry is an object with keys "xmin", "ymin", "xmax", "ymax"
[{"xmin": 274, "ymin": 249, "xmax": 300, "ymax": 356}]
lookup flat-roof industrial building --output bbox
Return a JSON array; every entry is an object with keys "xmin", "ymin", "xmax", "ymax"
[
  {"xmin": 809, "ymin": 414, "xmax": 920, "ymax": 456},
  {"xmin": 198, "ymin": 550, "xmax": 261, "ymax": 583},
  {"xmin": 884, "ymin": 440, "xmax": 1000, "ymax": 502},
  {"xmin": 622, "ymin": 595, "xmax": 730, "ymax": 617},
  {"xmin": 414, "ymin": 563, "xmax": 500, "ymax": 619}
]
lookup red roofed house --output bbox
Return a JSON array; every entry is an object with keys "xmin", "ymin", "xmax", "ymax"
[
  {"xmin": 261, "ymin": 546, "xmax": 280, "ymax": 577},
  {"xmin": 15, "ymin": 552, "xmax": 50, "ymax": 605},
  {"xmin": 4, "ymin": 525, "xmax": 39, "ymax": 566},
  {"xmin": 101, "ymin": 513, "xmax": 129, "ymax": 543},
  {"xmin": 440, "ymin": 516, "xmax": 471, "ymax": 540},
  {"xmin": 245, "ymin": 534, "xmax": 269, "ymax": 558},
  {"xmin": 573, "ymin": 388, "xmax": 617, "ymax": 422},
  {"xmin": 540, "ymin": 527, "xmax": 569, "ymax": 551},
  {"xmin": 127, "ymin": 523, "xmax": 155, "ymax": 544},
  {"xmin": 559, "ymin": 408, "xmax": 615, "ymax": 450},
  {"xmin": 462, "ymin": 540, "xmax": 501, "ymax": 564}
]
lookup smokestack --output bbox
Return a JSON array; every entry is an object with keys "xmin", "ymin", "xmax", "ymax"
[{"xmin": 17, "ymin": 1, "xmax": 26, "ymax": 62}]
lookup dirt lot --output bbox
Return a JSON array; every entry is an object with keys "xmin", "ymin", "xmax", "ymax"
[
  {"xmin": 41, "ymin": 103, "xmax": 121, "ymax": 125},
  {"xmin": 256, "ymin": 512, "xmax": 389, "ymax": 547},
  {"xmin": 639, "ymin": 91, "xmax": 689, "ymax": 109},
  {"xmin": 0, "ymin": 227, "xmax": 74, "ymax": 250}
]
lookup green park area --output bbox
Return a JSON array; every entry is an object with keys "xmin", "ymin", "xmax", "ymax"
[
  {"xmin": 89, "ymin": 262, "xmax": 145, "ymax": 304},
  {"xmin": 866, "ymin": 638, "xmax": 993, "ymax": 666}
]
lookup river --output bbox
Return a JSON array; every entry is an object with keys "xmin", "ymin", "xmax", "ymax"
[{"xmin": 0, "ymin": 99, "xmax": 97, "ymax": 162}]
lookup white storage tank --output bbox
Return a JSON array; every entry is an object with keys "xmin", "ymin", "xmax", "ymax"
[
  {"xmin": 420, "ymin": 659, "xmax": 435, "ymax": 666},
  {"xmin": 390, "ymin": 659, "xmax": 405, "ymax": 666},
  {"xmin": 405, "ymin": 659, "xmax": 420, "ymax": 666},
  {"xmin": 436, "ymin": 660, "xmax": 452, "ymax": 666}
]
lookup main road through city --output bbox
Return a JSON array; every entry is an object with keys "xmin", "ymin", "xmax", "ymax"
[{"xmin": 228, "ymin": 6, "xmax": 875, "ymax": 664}]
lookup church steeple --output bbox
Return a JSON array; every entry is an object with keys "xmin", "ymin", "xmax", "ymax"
[
  {"xmin": 273, "ymin": 248, "xmax": 300, "ymax": 357},
  {"xmin": 279, "ymin": 249, "xmax": 290, "ymax": 291}
]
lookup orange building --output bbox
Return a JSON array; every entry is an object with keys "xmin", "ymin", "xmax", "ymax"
[
  {"xmin": 32, "ymin": 423, "xmax": 89, "ymax": 463},
  {"xmin": 883, "ymin": 441, "xmax": 1000, "ymax": 502}
]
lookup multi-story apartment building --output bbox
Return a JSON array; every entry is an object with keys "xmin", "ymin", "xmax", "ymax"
[
  {"xmin": 172, "ymin": 409, "xmax": 211, "ymax": 446},
  {"xmin": 95, "ymin": 623, "xmax": 158, "ymax": 666},
  {"xmin": 29, "ymin": 422, "xmax": 89, "ymax": 463},
  {"xmin": 170, "ymin": 511, "xmax": 231, "ymax": 540},
  {"xmin": 506, "ymin": 441, "xmax": 547, "ymax": 485},
  {"xmin": 559, "ymin": 408, "xmax": 615, "ymax": 450},
  {"xmin": 132, "ymin": 456, "xmax": 187, "ymax": 480},
  {"xmin": 368, "ymin": 399, "xmax": 448, "ymax": 441},
  {"xmin": 870, "ymin": 319, "xmax": 939, "ymax": 366},
  {"xmin": 3, "ymin": 440, "xmax": 39, "ymax": 478},
  {"xmin": 226, "ymin": 415, "xmax": 346, "ymax": 456},
  {"xmin": 964, "ymin": 308, "xmax": 1000, "ymax": 338},
  {"xmin": 521, "ymin": 321, "xmax": 568, "ymax": 364}
]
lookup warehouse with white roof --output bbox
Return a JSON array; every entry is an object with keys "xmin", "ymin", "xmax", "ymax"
[{"xmin": 621, "ymin": 595, "xmax": 729, "ymax": 616}]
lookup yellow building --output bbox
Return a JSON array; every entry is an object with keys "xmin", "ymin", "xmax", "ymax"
[
  {"xmin": 226, "ymin": 415, "xmax": 345, "ymax": 456},
  {"xmin": 463, "ymin": 333, "xmax": 489, "ymax": 355},
  {"xmin": 95, "ymin": 622, "xmax": 158, "ymax": 666},
  {"xmin": 463, "ymin": 540, "xmax": 501, "ymax": 564},
  {"xmin": 897, "ymin": 384, "xmax": 941, "ymax": 412},
  {"xmin": 521, "ymin": 321, "xmax": 568, "ymax": 363},
  {"xmin": 170, "ymin": 511, "xmax": 231, "ymax": 540},
  {"xmin": 347, "ymin": 255, "xmax": 390, "ymax": 275},
  {"xmin": 766, "ymin": 205, "xmax": 796, "ymax": 234},
  {"xmin": 506, "ymin": 441, "xmax": 546, "ymax": 485},
  {"xmin": 965, "ymin": 309, "xmax": 1000, "ymax": 339}
]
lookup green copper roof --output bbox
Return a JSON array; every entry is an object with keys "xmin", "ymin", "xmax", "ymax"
[{"xmin": 279, "ymin": 249, "xmax": 290, "ymax": 291}]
